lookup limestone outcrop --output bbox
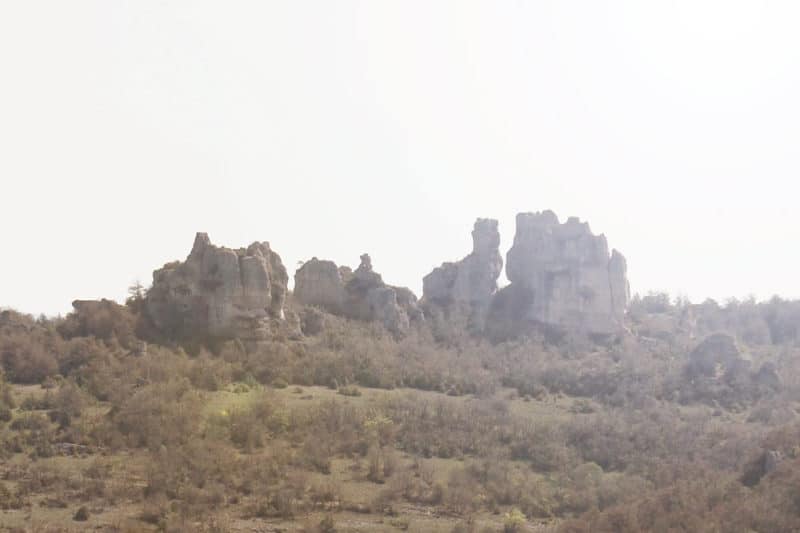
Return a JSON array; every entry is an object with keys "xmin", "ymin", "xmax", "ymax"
[
  {"xmin": 486, "ymin": 211, "xmax": 629, "ymax": 339},
  {"xmin": 293, "ymin": 258, "xmax": 348, "ymax": 314},
  {"xmin": 422, "ymin": 218, "xmax": 503, "ymax": 329},
  {"xmin": 145, "ymin": 233, "xmax": 289, "ymax": 339},
  {"xmin": 294, "ymin": 254, "xmax": 420, "ymax": 336}
]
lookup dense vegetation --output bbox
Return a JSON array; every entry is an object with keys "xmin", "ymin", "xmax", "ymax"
[{"xmin": 1, "ymin": 292, "xmax": 800, "ymax": 531}]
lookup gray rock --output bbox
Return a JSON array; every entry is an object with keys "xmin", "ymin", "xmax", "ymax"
[
  {"xmin": 145, "ymin": 233, "xmax": 288, "ymax": 339},
  {"xmin": 487, "ymin": 211, "xmax": 629, "ymax": 340},
  {"xmin": 294, "ymin": 253, "xmax": 420, "ymax": 337},
  {"xmin": 294, "ymin": 258, "xmax": 347, "ymax": 314},
  {"xmin": 366, "ymin": 286, "xmax": 410, "ymax": 336},
  {"xmin": 422, "ymin": 218, "xmax": 503, "ymax": 330}
]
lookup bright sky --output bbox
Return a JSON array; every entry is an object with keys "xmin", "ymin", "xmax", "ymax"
[{"xmin": 2, "ymin": 1, "xmax": 799, "ymax": 316}]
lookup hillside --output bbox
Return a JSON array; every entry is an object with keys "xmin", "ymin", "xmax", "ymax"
[{"xmin": 2, "ymin": 213, "xmax": 800, "ymax": 532}]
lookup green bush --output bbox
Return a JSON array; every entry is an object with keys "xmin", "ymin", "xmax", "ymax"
[
  {"xmin": 503, "ymin": 508, "xmax": 526, "ymax": 533},
  {"xmin": 338, "ymin": 385, "xmax": 361, "ymax": 397},
  {"xmin": 73, "ymin": 505, "xmax": 90, "ymax": 521}
]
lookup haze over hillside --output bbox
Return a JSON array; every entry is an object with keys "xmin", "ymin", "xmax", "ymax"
[
  {"xmin": 5, "ymin": 3, "xmax": 800, "ymax": 532},
  {"xmin": 2, "ymin": 205, "xmax": 800, "ymax": 531},
  {"xmin": 3, "ymin": 2, "xmax": 800, "ymax": 315}
]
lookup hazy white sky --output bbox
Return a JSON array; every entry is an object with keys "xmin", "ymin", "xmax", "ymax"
[{"xmin": 2, "ymin": 1, "xmax": 799, "ymax": 315}]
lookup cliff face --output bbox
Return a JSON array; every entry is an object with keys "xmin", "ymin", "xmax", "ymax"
[
  {"xmin": 294, "ymin": 254, "xmax": 421, "ymax": 337},
  {"xmin": 422, "ymin": 218, "xmax": 503, "ymax": 330},
  {"xmin": 486, "ymin": 211, "xmax": 629, "ymax": 339},
  {"xmin": 145, "ymin": 233, "xmax": 289, "ymax": 339}
]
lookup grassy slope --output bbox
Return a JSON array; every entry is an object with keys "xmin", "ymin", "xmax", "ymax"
[{"xmin": 2, "ymin": 383, "xmax": 568, "ymax": 532}]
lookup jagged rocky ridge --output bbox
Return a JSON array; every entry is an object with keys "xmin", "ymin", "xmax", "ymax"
[
  {"xmin": 144, "ymin": 211, "xmax": 631, "ymax": 341},
  {"xmin": 424, "ymin": 211, "xmax": 630, "ymax": 340}
]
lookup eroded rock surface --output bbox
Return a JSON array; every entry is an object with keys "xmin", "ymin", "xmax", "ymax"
[
  {"xmin": 487, "ymin": 211, "xmax": 629, "ymax": 340},
  {"xmin": 293, "ymin": 258, "xmax": 347, "ymax": 314},
  {"xmin": 294, "ymin": 254, "xmax": 420, "ymax": 336},
  {"xmin": 145, "ymin": 233, "xmax": 289, "ymax": 339},
  {"xmin": 423, "ymin": 218, "xmax": 503, "ymax": 330}
]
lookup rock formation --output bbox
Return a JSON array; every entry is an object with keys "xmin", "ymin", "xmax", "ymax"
[
  {"xmin": 294, "ymin": 254, "xmax": 420, "ymax": 336},
  {"xmin": 486, "ymin": 211, "xmax": 629, "ymax": 340},
  {"xmin": 292, "ymin": 258, "xmax": 348, "ymax": 314},
  {"xmin": 145, "ymin": 233, "xmax": 289, "ymax": 340},
  {"xmin": 422, "ymin": 218, "xmax": 503, "ymax": 329}
]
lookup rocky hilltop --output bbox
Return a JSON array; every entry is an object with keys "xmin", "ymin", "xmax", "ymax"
[
  {"xmin": 145, "ymin": 232, "xmax": 289, "ymax": 340},
  {"xmin": 142, "ymin": 211, "xmax": 630, "ymax": 342},
  {"xmin": 487, "ymin": 211, "xmax": 629, "ymax": 340}
]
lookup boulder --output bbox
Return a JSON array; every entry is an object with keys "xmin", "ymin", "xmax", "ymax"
[
  {"xmin": 486, "ymin": 211, "xmax": 629, "ymax": 340},
  {"xmin": 422, "ymin": 218, "xmax": 503, "ymax": 329},
  {"xmin": 145, "ymin": 233, "xmax": 289, "ymax": 340}
]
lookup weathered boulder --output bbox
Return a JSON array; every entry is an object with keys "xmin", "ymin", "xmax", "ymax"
[
  {"xmin": 343, "ymin": 254, "xmax": 389, "ymax": 321},
  {"xmin": 486, "ymin": 211, "xmax": 629, "ymax": 340},
  {"xmin": 145, "ymin": 233, "xmax": 289, "ymax": 340},
  {"xmin": 422, "ymin": 218, "xmax": 503, "ymax": 329},
  {"xmin": 294, "ymin": 254, "xmax": 420, "ymax": 336}
]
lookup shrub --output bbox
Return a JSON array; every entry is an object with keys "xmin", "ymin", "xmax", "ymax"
[
  {"xmin": 0, "ymin": 482, "xmax": 24, "ymax": 510},
  {"xmin": 73, "ymin": 505, "xmax": 90, "ymax": 521},
  {"xmin": 318, "ymin": 514, "xmax": 336, "ymax": 533},
  {"xmin": 1, "ymin": 338, "xmax": 59, "ymax": 383},
  {"xmin": 503, "ymin": 508, "xmax": 526, "ymax": 533},
  {"xmin": 338, "ymin": 385, "xmax": 361, "ymax": 397},
  {"xmin": 111, "ymin": 378, "xmax": 201, "ymax": 449},
  {"xmin": 58, "ymin": 299, "xmax": 138, "ymax": 349}
]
